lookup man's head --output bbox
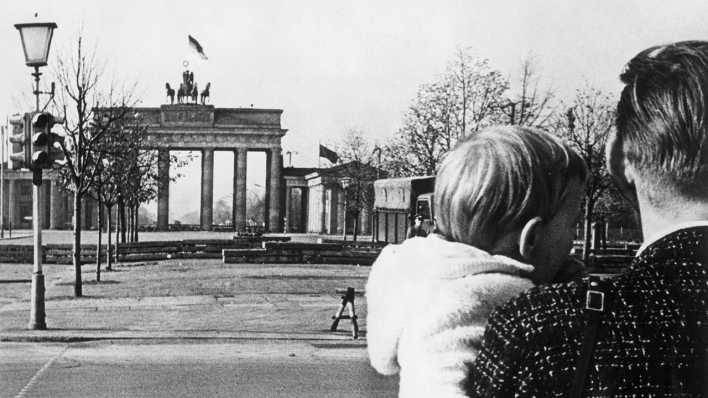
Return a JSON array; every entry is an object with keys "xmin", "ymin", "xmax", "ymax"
[
  {"xmin": 435, "ymin": 126, "xmax": 587, "ymax": 282},
  {"xmin": 414, "ymin": 214, "xmax": 423, "ymax": 227},
  {"xmin": 610, "ymin": 41, "xmax": 708, "ymax": 215}
]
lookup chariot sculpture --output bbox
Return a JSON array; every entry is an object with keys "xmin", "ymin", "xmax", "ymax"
[{"xmin": 166, "ymin": 69, "xmax": 210, "ymax": 105}]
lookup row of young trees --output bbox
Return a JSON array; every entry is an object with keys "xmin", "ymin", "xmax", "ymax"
[
  {"xmin": 332, "ymin": 48, "xmax": 637, "ymax": 259},
  {"xmin": 48, "ymin": 35, "xmax": 187, "ymax": 296}
]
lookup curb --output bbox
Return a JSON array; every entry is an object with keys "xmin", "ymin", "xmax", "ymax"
[{"xmin": 0, "ymin": 330, "xmax": 367, "ymax": 344}]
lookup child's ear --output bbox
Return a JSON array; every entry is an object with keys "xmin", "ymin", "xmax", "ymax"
[{"xmin": 519, "ymin": 217, "xmax": 543, "ymax": 260}]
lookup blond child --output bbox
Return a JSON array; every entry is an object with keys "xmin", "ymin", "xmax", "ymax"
[{"xmin": 366, "ymin": 126, "xmax": 587, "ymax": 398}]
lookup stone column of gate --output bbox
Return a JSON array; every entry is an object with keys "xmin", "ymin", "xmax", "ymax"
[
  {"xmin": 233, "ymin": 147, "xmax": 247, "ymax": 232},
  {"xmin": 284, "ymin": 186, "xmax": 291, "ymax": 233},
  {"xmin": 200, "ymin": 148, "xmax": 214, "ymax": 231},
  {"xmin": 49, "ymin": 178, "xmax": 63, "ymax": 229},
  {"xmin": 267, "ymin": 147, "xmax": 283, "ymax": 232},
  {"xmin": 360, "ymin": 203, "xmax": 370, "ymax": 235},
  {"xmin": 156, "ymin": 149, "xmax": 170, "ymax": 231}
]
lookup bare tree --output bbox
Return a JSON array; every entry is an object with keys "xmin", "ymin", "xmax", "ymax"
[
  {"xmin": 555, "ymin": 85, "xmax": 615, "ymax": 263},
  {"xmin": 502, "ymin": 56, "xmax": 556, "ymax": 128},
  {"xmin": 446, "ymin": 49, "xmax": 508, "ymax": 137},
  {"xmin": 383, "ymin": 49, "xmax": 509, "ymax": 177},
  {"xmin": 87, "ymin": 113, "xmax": 148, "ymax": 276},
  {"xmin": 406, "ymin": 81, "xmax": 458, "ymax": 175},
  {"xmin": 334, "ymin": 129, "xmax": 380, "ymax": 242},
  {"xmin": 52, "ymin": 34, "xmax": 137, "ymax": 297}
]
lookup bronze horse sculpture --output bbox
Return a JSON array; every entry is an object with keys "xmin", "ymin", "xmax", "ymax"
[
  {"xmin": 177, "ymin": 83, "xmax": 185, "ymax": 104},
  {"xmin": 165, "ymin": 83, "xmax": 175, "ymax": 104},
  {"xmin": 200, "ymin": 82, "xmax": 211, "ymax": 105},
  {"xmin": 190, "ymin": 83, "xmax": 199, "ymax": 104},
  {"xmin": 168, "ymin": 70, "xmax": 208, "ymax": 105}
]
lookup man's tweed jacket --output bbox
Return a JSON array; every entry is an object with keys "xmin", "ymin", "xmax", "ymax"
[{"xmin": 466, "ymin": 226, "xmax": 708, "ymax": 397}]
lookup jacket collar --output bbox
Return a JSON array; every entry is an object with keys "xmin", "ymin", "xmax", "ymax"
[{"xmin": 636, "ymin": 220, "xmax": 708, "ymax": 257}]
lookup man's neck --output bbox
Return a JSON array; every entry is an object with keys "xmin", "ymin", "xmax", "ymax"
[{"xmin": 638, "ymin": 196, "xmax": 708, "ymax": 240}]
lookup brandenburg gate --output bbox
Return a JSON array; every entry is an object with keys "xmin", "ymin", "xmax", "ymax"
[{"xmin": 134, "ymin": 103, "xmax": 287, "ymax": 232}]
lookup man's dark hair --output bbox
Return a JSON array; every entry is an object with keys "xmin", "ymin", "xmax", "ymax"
[{"xmin": 616, "ymin": 40, "xmax": 708, "ymax": 203}]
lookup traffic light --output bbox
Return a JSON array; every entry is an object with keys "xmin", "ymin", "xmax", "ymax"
[
  {"xmin": 8, "ymin": 113, "xmax": 32, "ymax": 170},
  {"xmin": 30, "ymin": 112, "xmax": 65, "ymax": 170}
]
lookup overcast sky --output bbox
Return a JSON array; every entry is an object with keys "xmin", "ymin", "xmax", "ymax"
[{"xmin": 2, "ymin": 0, "xmax": 707, "ymax": 219}]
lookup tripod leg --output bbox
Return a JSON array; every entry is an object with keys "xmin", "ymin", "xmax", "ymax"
[
  {"xmin": 348, "ymin": 302, "xmax": 359, "ymax": 339},
  {"xmin": 330, "ymin": 302, "xmax": 346, "ymax": 331}
]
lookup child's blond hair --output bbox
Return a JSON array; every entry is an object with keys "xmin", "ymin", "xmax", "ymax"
[{"xmin": 434, "ymin": 126, "xmax": 587, "ymax": 250}]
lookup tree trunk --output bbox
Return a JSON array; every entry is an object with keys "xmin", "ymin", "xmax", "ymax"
[
  {"xmin": 126, "ymin": 205, "xmax": 132, "ymax": 243},
  {"xmin": 131, "ymin": 205, "xmax": 136, "ymax": 242},
  {"xmin": 353, "ymin": 211, "xmax": 359, "ymax": 244},
  {"xmin": 73, "ymin": 192, "xmax": 83, "ymax": 297},
  {"xmin": 118, "ymin": 197, "xmax": 126, "ymax": 244},
  {"xmin": 115, "ymin": 200, "xmax": 121, "ymax": 243},
  {"xmin": 134, "ymin": 204, "xmax": 139, "ymax": 242},
  {"xmin": 114, "ymin": 206, "xmax": 120, "ymax": 265},
  {"xmin": 96, "ymin": 194, "xmax": 102, "ymax": 282},
  {"xmin": 582, "ymin": 199, "xmax": 593, "ymax": 264},
  {"xmin": 106, "ymin": 204, "xmax": 113, "ymax": 271}
]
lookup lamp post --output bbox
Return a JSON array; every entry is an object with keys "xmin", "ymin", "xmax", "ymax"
[
  {"xmin": 371, "ymin": 146, "xmax": 382, "ymax": 243},
  {"xmin": 15, "ymin": 18, "xmax": 58, "ymax": 330},
  {"xmin": 1, "ymin": 125, "xmax": 4, "ymax": 239},
  {"xmin": 340, "ymin": 177, "xmax": 351, "ymax": 241}
]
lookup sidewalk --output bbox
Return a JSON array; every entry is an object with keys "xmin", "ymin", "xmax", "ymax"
[{"xmin": 0, "ymin": 260, "xmax": 369, "ymax": 344}]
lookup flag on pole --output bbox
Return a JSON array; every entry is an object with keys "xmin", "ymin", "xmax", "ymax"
[
  {"xmin": 319, "ymin": 144, "xmax": 339, "ymax": 164},
  {"xmin": 188, "ymin": 35, "xmax": 208, "ymax": 60}
]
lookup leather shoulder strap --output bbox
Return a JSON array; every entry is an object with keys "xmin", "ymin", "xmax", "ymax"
[{"xmin": 569, "ymin": 276, "xmax": 609, "ymax": 398}]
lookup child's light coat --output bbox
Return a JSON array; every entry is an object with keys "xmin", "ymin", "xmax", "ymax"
[{"xmin": 366, "ymin": 234, "xmax": 535, "ymax": 398}]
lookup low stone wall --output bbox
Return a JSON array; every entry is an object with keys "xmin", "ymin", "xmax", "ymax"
[
  {"xmin": 587, "ymin": 254, "xmax": 635, "ymax": 274},
  {"xmin": 45, "ymin": 244, "xmax": 108, "ymax": 264},
  {"xmin": 580, "ymin": 242, "xmax": 639, "ymax": 274},
  {"xmin": 223, "ymin": 242, "xmax": 380, "ymax": 265},
  {"xmin": 0, "ymin": 236, "xmax": 292, "ymax": 264},
  {"xmin": 0, "ymin": 244, "xmax": 104, "ymax": 264},
  {"xmin": 0, "ymin": 245, "xmax": 35, "ymax": 263}
]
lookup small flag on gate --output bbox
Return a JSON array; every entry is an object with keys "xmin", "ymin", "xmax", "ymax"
[
  {"xmin": 188, "ymin": 35, "xmax": 208, "ymax": 60},
  {"xmin": 319, "ymin": 144, "xmax": 339, "ymax": 164}
]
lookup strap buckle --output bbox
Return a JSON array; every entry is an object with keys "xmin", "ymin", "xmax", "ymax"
[{"xmin": 585, "ymin": 290, "xmax": 605, "ymax": 312}]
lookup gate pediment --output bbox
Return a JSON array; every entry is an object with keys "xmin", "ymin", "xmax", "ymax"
[
  {"xmin": 124, "ymin": 105, "xmax": 287, "ymax": 149},
  {"xmin": 161, "ymin": 105, "xmax": 214, "ymax": 127}
]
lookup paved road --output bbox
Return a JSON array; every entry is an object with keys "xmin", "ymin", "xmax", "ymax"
[{"xmin": 1, "ymin": 340, "xmax": 398, "ymax": 398}]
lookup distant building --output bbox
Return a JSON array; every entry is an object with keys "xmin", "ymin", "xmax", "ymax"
[
  {"xmin": 0, "ymin": 167, "xmax": 96, "ymax": 230},
  {"xmin": 3, "ymin": 161, "xmax": 383, "ymax": 237},
  {"xmin": 284, "ymin": 161, "xmax": 383, "ymax": 236}
]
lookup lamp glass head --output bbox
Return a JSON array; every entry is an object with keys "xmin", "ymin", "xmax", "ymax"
[{"xmin": 15, "ymin": 22, "xmax": 57, "ymax": 67}]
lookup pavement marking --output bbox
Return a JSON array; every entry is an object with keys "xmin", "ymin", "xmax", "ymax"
[{"xmin": 14, "ymin": 345, "xmax": 67, "ymax": 398}]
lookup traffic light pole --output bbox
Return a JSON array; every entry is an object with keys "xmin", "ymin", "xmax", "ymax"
[
  {"xmin": 29, "ymin": 169, "xmax": 46, "ymax": 329},
  {"xmin": 32, "ymin": 67, "xmax": 41, "ymax": 113},
  {"xmin": 29, "ymin": 66, "xmax": 47, "ymax": 330}
]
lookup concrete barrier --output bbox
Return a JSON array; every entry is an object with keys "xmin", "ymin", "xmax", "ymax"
[
  {"xmin": 588, "ymin": 254, "xmax": 635, "ymax": 274},
  {"xmin": 0, "ymin": 236, "xmax": 293, "ymax": 265},
  {"xmin": 223, "ymin": 242, "xmax": 379, "ymax": 265}
]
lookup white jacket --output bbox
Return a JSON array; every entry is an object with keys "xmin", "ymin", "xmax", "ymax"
[{"xmin": 366, "ymin": 234, "xmax": 535, "ymax": 398}]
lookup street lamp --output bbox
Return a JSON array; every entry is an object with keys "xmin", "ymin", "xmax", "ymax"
[
  {"xmin": 340, "ymin": 177, "xmax": 352, "ymax": 241},
  {"xmin": 15, "ymin": 17, "xmax": 58, "ymax": 330},
  {"xmin": 15, "ymin": 21, "xmax": 58, "ymax": 112}
]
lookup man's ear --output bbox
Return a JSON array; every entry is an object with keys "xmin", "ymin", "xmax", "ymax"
[
  {"xmin": 606, "ymin": 131, "xmax": 639, "ymax": 211},
  {"xmin": 519, "ymin": 217, "xmax": 543, "ymax": 260}
]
